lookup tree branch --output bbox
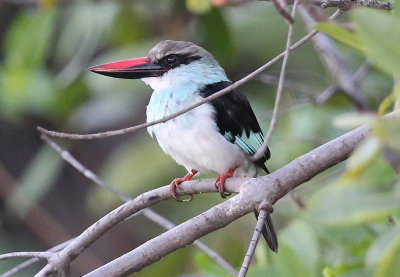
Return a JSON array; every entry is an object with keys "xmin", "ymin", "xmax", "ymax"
[
  {"xmin": 39, "ymin": 134, "xmax": 238, "ymax": 276},
  {"xmin": 83, "ymin": 122, "xmax": 374, "ymax": 276},
  {"xmin": 33, "ymin": 109, "xmax": 399, "ymax": 276},
  {"xmin": 300, "ymin": 6, "xmax": 369, "ymax": 111},
  {"xmin": 238, "ymin": 208, "xmax": 269, "ymax": 277},
  {"xmin": 0, "ymin": 252, "xmax": 53, "ymax": 261},
  {"xmin": 0, "ymin": 240, "xmax": 72, "ymax": 277},
  {"xmin": 252, "ymin": 0, "xmax": 299, "ymax": 161},
  {"xmin": 35, "ymin": 173, "xmax": 242, "ymax": 276},
  {"xmin": 213, "ymin": 0, "xmax": 392, "ymax": 10},
  {"xmin": 262, "ymin": 0, "xmax": 392, "ymax": 10}
]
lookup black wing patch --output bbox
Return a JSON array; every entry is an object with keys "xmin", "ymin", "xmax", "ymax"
[{"xmin": 199, "ymin": 81, "xmax": 270, "ymax": 171}]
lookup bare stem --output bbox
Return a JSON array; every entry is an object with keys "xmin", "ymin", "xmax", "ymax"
[
  {"xmin": 252, "ymin": 0, "xmax": 300, "ymax": 161},
  {"xmin": 261, "ymin": 0, "xmax": 392, "ymax": 10},
  {"xmin": 40, "ymin": 134, "xmax": 238, "ymax": 276},
  {"xmin": 238, "ymin": 209, "xmax": 268, "ymax": 277},
  {"xmin": 0, "ymin": 252, "xmax": 53, "ymax": 261},
  {"xmin": 0, "ymin": 240, "xmax": 72, "ymax": 277}
]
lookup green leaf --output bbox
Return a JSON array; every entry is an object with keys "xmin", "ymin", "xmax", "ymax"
[
  {"xmin": 313, "ymin": 22, "xmax": 364, "ymax": 52},
  {"xmin": 194, "ymin": 252, "xmax": 232, "ymax": 277},
  {"xmin": 332, "ymin": 112, "xmax": 376, "ymax": 129},
  {"xmin": 352, "ymin": 8, "xmax": 400, "ymax": 77},
  {"xmin": 3, "ymin": 8, "xmax": 55, "ymax": 69},
  {"xmin": 366, "ymin": 226, "xmax": 400, "ymax": 277},
  {"xmin": 199, "ymin": 8, "xmax": 234, "ymax": 66},
  {"xmin": 309, "ymin": 157, "xmax": 397, "ymax": 225},
  {"xmin": 378, "ymin": 76, "xmax": 400, "ymax": 115},
  {"xmin": 111, "ymin": 4, "xmax": 146, "ymax": 46},
  {"xmin": 281, "ymin": 220, "xmax": 319, "ymax": 276},
  {"xmin": 138, "ymin": 247, "xmax": 193, "ymax": 277},
  {"xmin": 186, "ymin": 0, "xmax": 212, "ymax": 14},
  {"xmin": 5, "ymin": 145, "xmax": 63, "ymax": 219},
  {"xmin": 371, "ymin": 118, "xmax": 400, "ymax": 151},
  {"xmin": 394, "ymin": 80, "xmax": 400, "ymax": 111},
  {"xmin": 346, "ymin": 137, "xmax": 382, "ymax": 178},
  {"xmin": 322, "ymin": 267, "xmax": 336, "ymax": 277},
  {"xmin": 271, "ymin": 243, "xmax": 310, "ymax": 277},
  {"xmin": 0, "ymin": 67, "xmax": 55, "ymax": 120},
  {"xmin": 309, "ymin": 186, "xmax": 400, "ymax": 226},
  {"xmin": 248, "ymin": 244, "xmax": 310, "ymax": 277},
  {"xmin": 378, "ymin": 93, "xmax": 395, "ymax": 116}
]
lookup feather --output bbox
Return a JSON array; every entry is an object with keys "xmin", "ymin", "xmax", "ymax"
[{"xmin": 199, "ymin": 81, "xmax": 270, "ymax": 168}]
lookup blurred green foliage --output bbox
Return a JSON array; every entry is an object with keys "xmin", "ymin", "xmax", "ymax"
[{"xmin": 0, "ymin": 0, "xmax": 399, "ymax": 276}]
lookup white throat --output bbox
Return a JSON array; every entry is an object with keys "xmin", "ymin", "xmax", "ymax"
[{"xmin": 142, "ymin": 60, "xmax": 229, "ymax": 92}]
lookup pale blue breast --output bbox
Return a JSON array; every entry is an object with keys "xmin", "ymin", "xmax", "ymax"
[{"xmin": 146, "ymin": 85, "xmax": 200, "ymax": 135}]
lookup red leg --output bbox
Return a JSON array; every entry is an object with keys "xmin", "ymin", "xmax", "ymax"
[
  {"xmin": 170, "ymin": 170, "xmax": 198, "ymax": 202},
  {"xmin": 214, "ymin": 167, "xmax": 237, "ymax": 198}
]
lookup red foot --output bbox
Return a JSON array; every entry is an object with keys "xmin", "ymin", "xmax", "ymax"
[
  {"xmin": 170, "ymin": 170, "xmax": 198, "ymax": 202},
  {"xmin": 215, "ymin": 167, "xmax": 237, "ymax": 198}
]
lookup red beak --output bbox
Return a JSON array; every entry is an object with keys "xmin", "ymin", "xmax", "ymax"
[{"xmin": 87, "ymin": 57, "xmax": 168, "ymax": 79}]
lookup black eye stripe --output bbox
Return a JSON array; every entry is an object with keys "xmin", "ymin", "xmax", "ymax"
[{"xmin": 156, "ymin": 54, "xmax": 201, "ymax": 69}]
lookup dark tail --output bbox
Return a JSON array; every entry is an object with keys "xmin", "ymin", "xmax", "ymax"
[{"xmin": 253, "ymin": 210, "xmax": 278, "ymax": 253}]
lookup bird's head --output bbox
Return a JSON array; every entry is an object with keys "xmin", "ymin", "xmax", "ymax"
[{"xmin": 88, "ymin": 40, "xmax": 228, "ymax": 91}]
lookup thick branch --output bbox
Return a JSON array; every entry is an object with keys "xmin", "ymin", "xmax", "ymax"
[
  {"xmin": 39, "ymin": 134, "xmax": 238, "ymax": 276},
  {"xmin": 85, "ymin": 120, "xmax": 378, "ymax": 276},
  {"xmin": 262, "ymin": 0, "xmax": 392, "ymax": 10},
  {"xmin": 35, "ymin": 177, "xmax": 242, "ymax": 276}
]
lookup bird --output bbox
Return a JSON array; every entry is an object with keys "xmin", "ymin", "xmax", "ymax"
[{"xmin": 87, "ymin": 40, "xmax": 278, "ymax": 252}]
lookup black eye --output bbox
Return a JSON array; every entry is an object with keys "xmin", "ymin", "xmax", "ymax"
[{"xmin": 166, "ymin": 55, "xmax": 178, "ymax": 66}]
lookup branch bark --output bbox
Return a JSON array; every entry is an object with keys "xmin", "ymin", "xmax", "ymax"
[
  {"xmin": 84, "ymin": 118, "xmax": 382, "ymax": 276},
  {"xmin": 39, "ymin": 134, "xmax": 238, "ymax": 276},
  {"xmin": 213, "ymin": 0, "xmax": 392, "ymax": 10},
  {"xmin": 262, "ymin": 0, "xmax": 392, "ymax": 9},
  {"xmin": 238, "ymin": 208, "xmax": 269, "ymax": 276}
]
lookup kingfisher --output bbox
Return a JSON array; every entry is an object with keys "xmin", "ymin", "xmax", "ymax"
[{"xmin": 88, "ymin": 40, "xmax": 278, "ymax": 252}]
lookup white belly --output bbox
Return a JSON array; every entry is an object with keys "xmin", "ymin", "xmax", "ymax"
[{"xmin": 148, "ymin": 101, "xmax": 255, "ymax": 176}]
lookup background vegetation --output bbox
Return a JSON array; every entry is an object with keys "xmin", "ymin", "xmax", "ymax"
[{"xmin": 0, "ymin": 0, "xmax": 399, "ymax": 276}]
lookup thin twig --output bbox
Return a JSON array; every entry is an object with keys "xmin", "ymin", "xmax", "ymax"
[
  {"xmin": 35, "ymin": 110, "xmax": 400, "ymax": 276},
  {"xmin": 251, "ymin": 0, "xmax": 300, "ymax": 161},
  {"xmin": 262, "ymin": 0, "xmax": 392, "ymax": 10},
  {"xmin": 238, "ymin": 209, "xmax": 268, "ymax": 277},
  {"xmin": 299, "ymin": 0, "xmax": 329, "ymax": 22},
  {"xmin": 39, "ymin": 135, "xmax": 238, "ymax": 276},
  {"xmin": 86, "ymin": 112, "xmax": 400, "ymax": 276},
  {"xmin": 5, "ymin": 0, "xmax": 392, "ymax": 10},
  {"xmin": 300, "ymin": 7, "xmax": 368, "ymax": 111},
  {"xmin": 35, "ymin": 175, "xmax": 244, "ymax": 276},
  {"xmin": 0, "ymin": 252, "xmax": 53, "ymax": 261},
  {"xmin": 37, "ymin": 9, "xmax": 342, "ymax": 141},
  {"xmin": 315, "ymin": 84, "xmax": 341, "ymax": 104},
  {"xmin": 0, "ymin": 240, "xmax": 72, "ymax": 277},
  {"xmin": 316, "ymin": 60, "xmax": 370, "ymax": 104},
  {"xmin": 270, "ymin": 0, "xmax": 294, "ymax": 23},
  {"xmin": 289, "ymin": 192, "xmax": 306, "ymax": 209}
]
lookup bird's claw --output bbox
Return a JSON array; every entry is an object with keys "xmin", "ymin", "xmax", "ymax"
[
  {"xmin": 214, "ymin": 167, "xmax": 237, "ymax": 198},
  {"xmin": 169, "ymin": 170, "xmax": 197, "ymax": 202},
  {"xmin": 170, "ymin": 179, "xmax": 194, "ymax": 202},
  {"xmin": 214, "ymin": 178, "xmax": 231, "ymax": 198}
]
